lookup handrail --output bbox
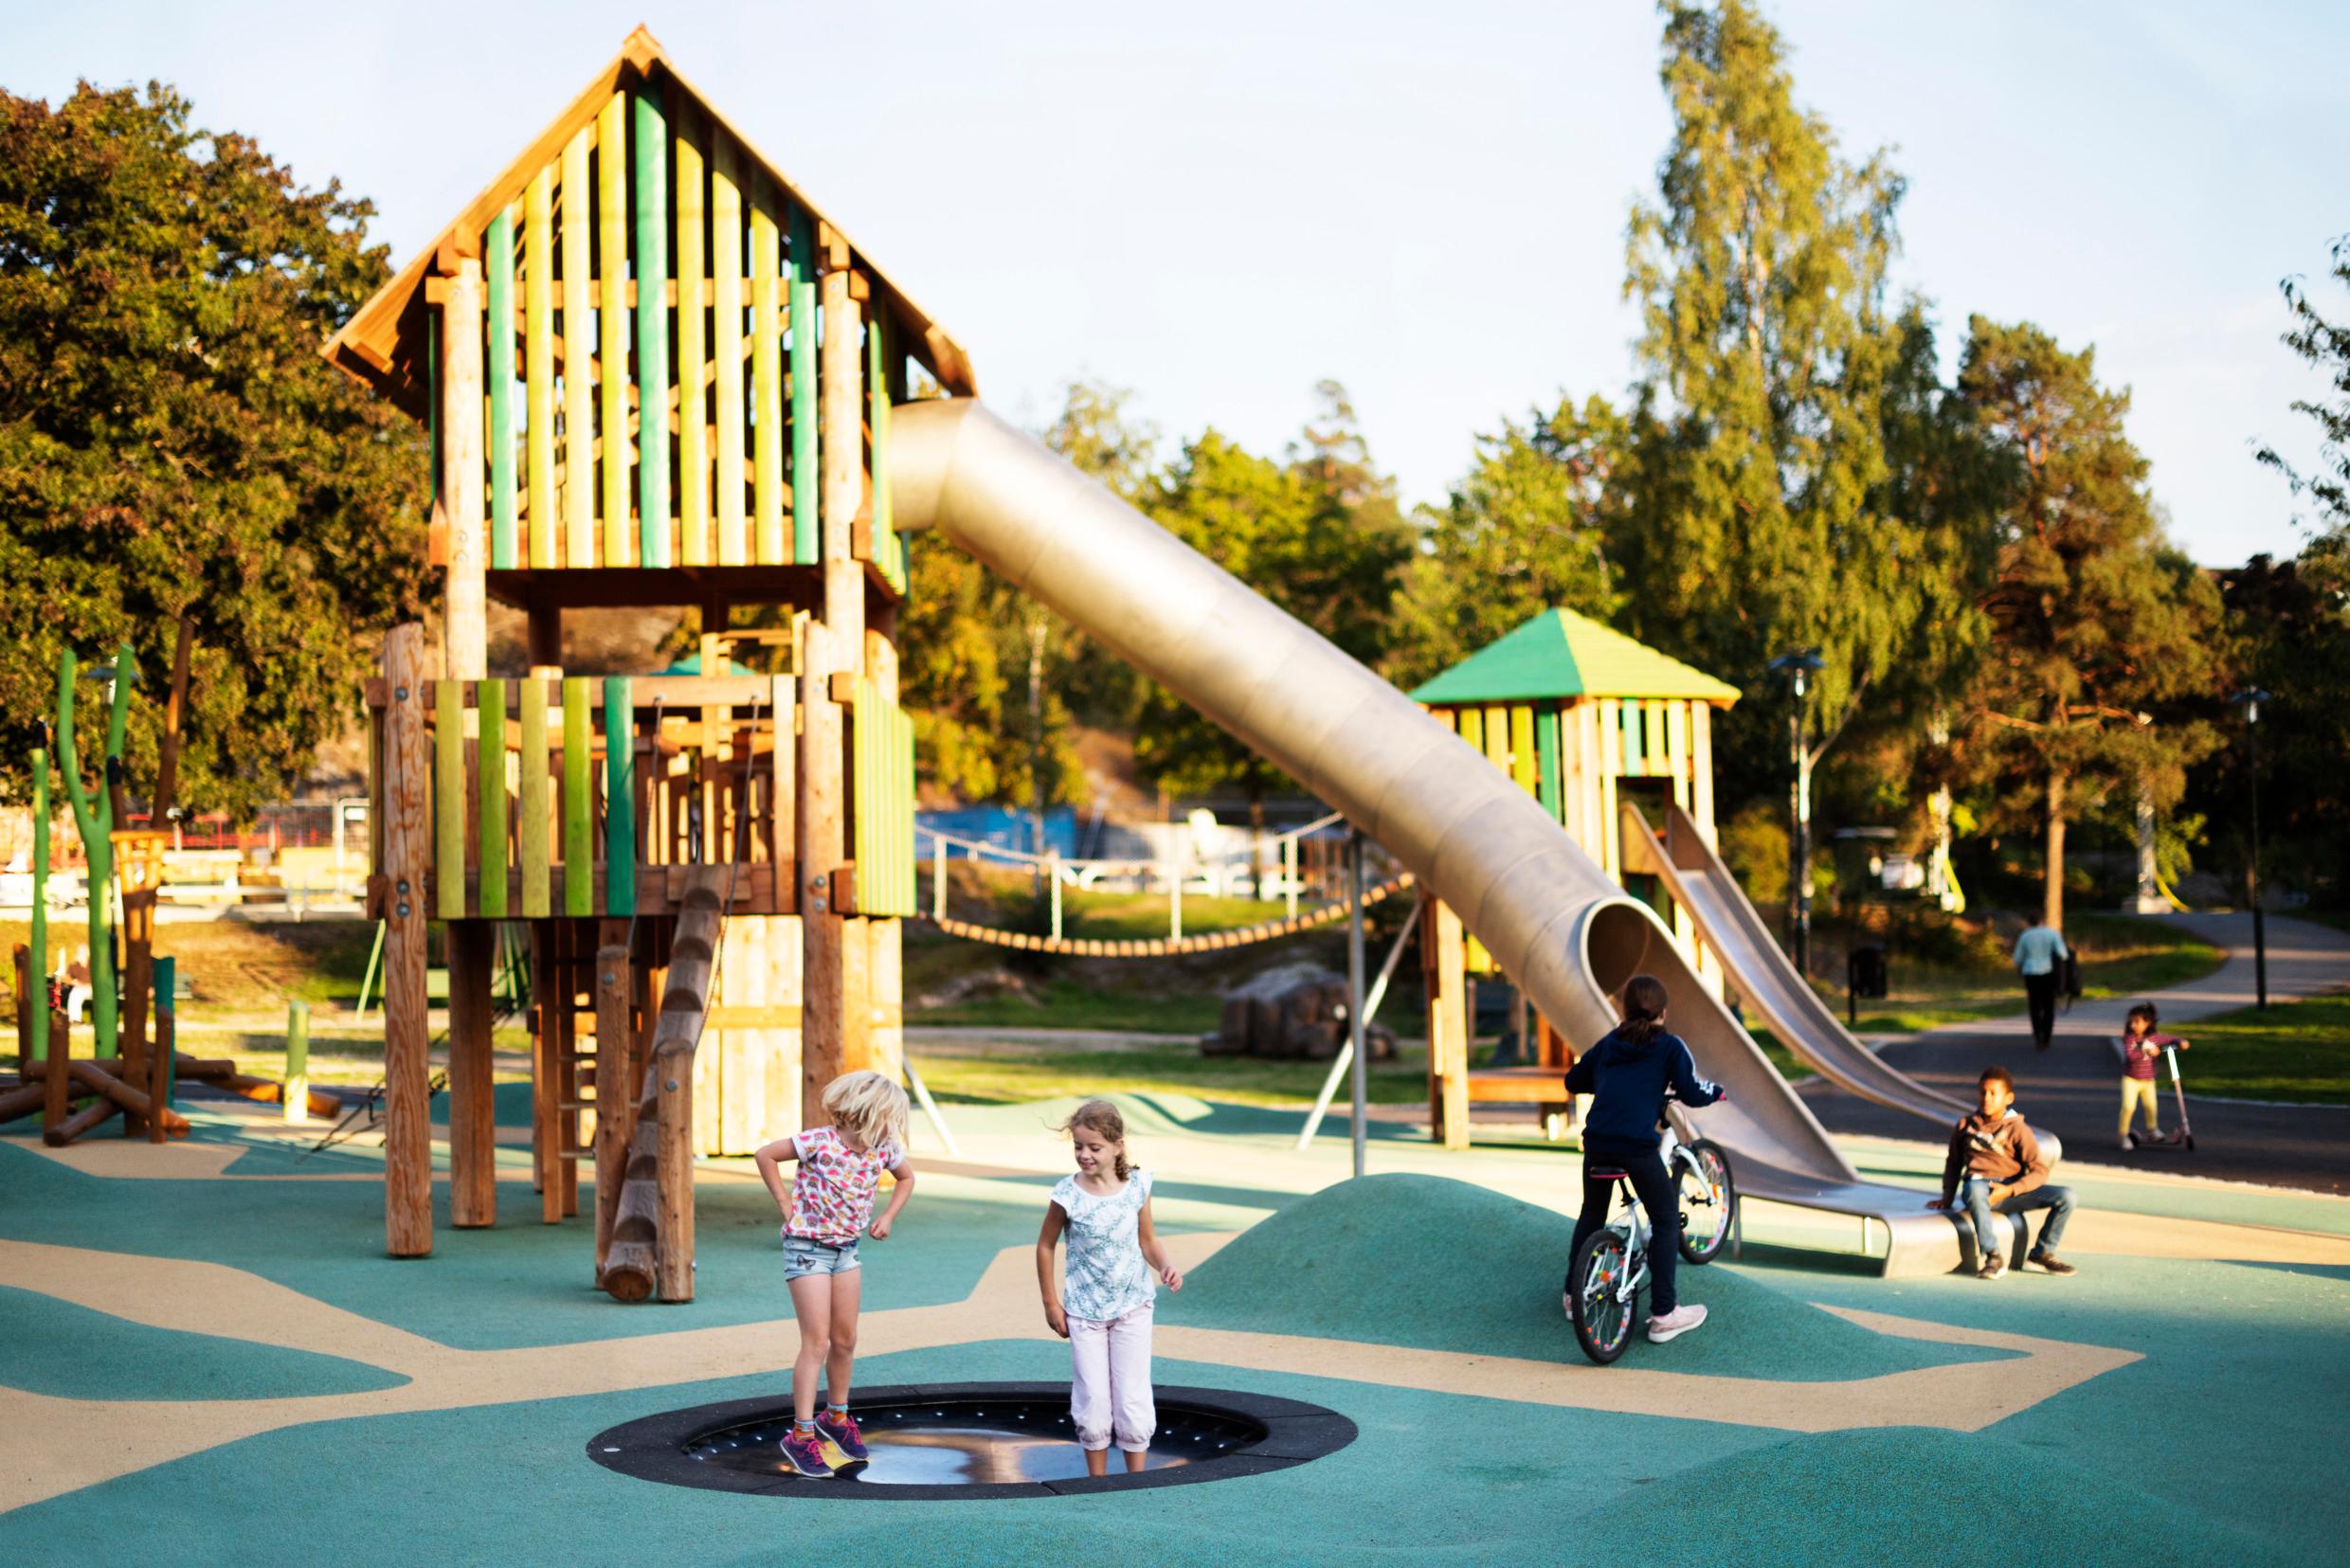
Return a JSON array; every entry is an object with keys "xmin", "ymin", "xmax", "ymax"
[{"xmin": 914, "ymin": 809, "xmax": 1347, "ymax": 870}]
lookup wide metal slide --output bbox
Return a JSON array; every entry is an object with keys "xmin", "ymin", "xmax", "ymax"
[{"xmin": 889, "ymin": 398, "xmax": 1993, "ymax": 1275}]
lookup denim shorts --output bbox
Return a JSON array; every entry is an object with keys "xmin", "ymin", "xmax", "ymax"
[{"xmin": 782, "ymin": 1234, "xmax": 861, "ymax": 1280}]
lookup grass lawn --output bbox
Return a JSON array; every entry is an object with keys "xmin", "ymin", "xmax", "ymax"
[
  {"xmin": 1841, "ymin": 913, "xmax": 2221, "ymax": 1033},
  {"xmin": 912, "ymin": 1032, "xmax": 1430, "ymax": 1108},
  {"xmin": 2160, "ymin": 990, "xmax": 2350, "ymax": 1104}
]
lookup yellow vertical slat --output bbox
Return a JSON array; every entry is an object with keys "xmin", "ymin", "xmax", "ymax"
[
  {"xmin": 559, "ymin": 125, "xmax": 593, "ymax": 568},
  {"xmin": 596, "ymin": 93, "xmax": 631, "ymax": 567},
  {"xmin": 750, "ymin": 180, "xmax": 784, "ymax": 565},
  {"xmin": 710, "ymin": 135, "xmax": 746, "ymax": 567},
  {"xmin": 524, "ymin": 166, "xmax": 554, "ymax": 569}
]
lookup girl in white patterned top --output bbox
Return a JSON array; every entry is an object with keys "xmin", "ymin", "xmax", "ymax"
[{"xmin": 1035, "ymin": 1098, "xmax": 1184, "ymax": 1475}]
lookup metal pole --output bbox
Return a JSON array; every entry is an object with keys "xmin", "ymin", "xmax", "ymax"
[
  {"xmin": 1296, "ymin": 898, "xmax": 1422, "ymax": 1150},
  {"xmin": 2249, "ymin": 711, "xmax": 2267, "ymax": 1009},
  {"xmin": 1347, "ymin": 826, "xmax": 1368, "ymax": 1179}
]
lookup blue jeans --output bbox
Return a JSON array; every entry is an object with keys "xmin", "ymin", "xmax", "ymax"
[
  {"xmin": 1959, "ymin": 1176, "xmax": 2075, "ymax": 1257},
  {"xmin": 782, "ymin": 1235, "xmax": 861, "ymax": 1280}
]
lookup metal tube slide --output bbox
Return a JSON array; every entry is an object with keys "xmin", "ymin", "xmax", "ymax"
[{"xmin": 890, "ymin": 399, "xmax": 1977, "ymax": 1272}]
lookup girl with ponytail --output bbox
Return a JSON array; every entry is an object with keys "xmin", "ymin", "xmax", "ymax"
[{"xmin": 1564, "ymin": 975, "xmax": 1726, "ymax": 1345}]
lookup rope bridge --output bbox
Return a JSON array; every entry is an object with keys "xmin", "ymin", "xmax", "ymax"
[{"xmin": 918, "ymin": 872, "xmax": 1415, "ymax": 959}]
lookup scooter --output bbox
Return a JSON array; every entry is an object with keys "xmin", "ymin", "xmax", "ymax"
[{"xmin": 2131, "ymin": 1041, "xmax": 2196, "ymax": 1153}]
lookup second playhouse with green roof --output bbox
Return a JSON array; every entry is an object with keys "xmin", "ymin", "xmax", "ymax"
[{"xmin": 1407, "ymin": 607, "xmax": 1743, "ymax": 1144}]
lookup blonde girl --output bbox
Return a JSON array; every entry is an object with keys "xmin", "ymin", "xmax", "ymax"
[
  {"xmin": 753, "ymin": 1070, "xmax": 914, "ymax": 1479},
  {"xmin": 1036, "ymin": 1099, "xmax": 1184, "ymax": 1476}
]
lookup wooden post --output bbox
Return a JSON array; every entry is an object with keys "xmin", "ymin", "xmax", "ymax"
[
  {"xmin": 42, "ymin": 995, "xmax": 70, "ymax": 1138},
  {"xmin": 655, "ymin": 1041, "xmax": 694, "ymax": 1302},
  {"xmin": 800, "ymin": 247, "xmax": 866, "ymax": 1122},
  {"xmin": 593, "ymin": 942, "xmax": 632, "ymax": 1277},
  {"xmin": 1422, "ymin": 892, "xmax": 1470, "ymax": 1151},
  {"xmin": 439, "ymin": 256, "xmax": 488, "ymax": 684},
  {"xmin": 446, "ymin": 921, "xmax": 497, "ymax": 1228},
  {"xmin": 382, "ymin": 624, "xmax": 434, "ymax": 1257},
  {"xmin": 151, "ymin": 954, "xmax": 174, "ymax": 1138}
]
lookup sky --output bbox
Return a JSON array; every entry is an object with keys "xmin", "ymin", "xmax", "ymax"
[{"xmin": 8, "ymin": 0, "xmax": 2344, "ymax": 568}]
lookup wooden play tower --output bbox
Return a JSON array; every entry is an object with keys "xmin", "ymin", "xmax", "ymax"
[
  {"xmin": 1410, "ymin": 608, "xmax": 1741, "ymax": 1146},
  {"xmin": 326, "ymin": 29, "xmax": 962, "ymax": 1295}
]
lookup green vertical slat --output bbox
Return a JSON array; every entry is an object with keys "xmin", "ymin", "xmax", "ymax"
[
  {"xmin": 787, "ymin": 204, "xmax": 819, "ymax": 564},
  {"xmin": 518, "ymin": 677, "xmax": 551, "ymax": 917},
  {"xmin": 154, "ymin": 955, "xmax": 174, "ymax": 1106},
  {"xmin": 604, "ymin": 676, "xmax": 636, "ymax": 917},
  {"xmin": 633, "ymin": 90, "xmax": 670, "ymax": 568},
  {"xmin": 851, "ymin": 677, "xmax": 869, "ymax": 911},
  {"xmin": 477, "ymin": 679, "xmax": 509, "ymax": 917},
  {"xmin": 898, "ymin": 703, "xmax": 916, "ymax": 913},
  {"xmin": 436, "ymin": 681, "xmax": 465, "ymax": 918},
  {"xmin": 563, "ymin": 677, "xmax": 593, "ymax": 916},
  {"xmin": 1537, "ymin": 705, "xmax": 1562, "ymax": 821},
  {"xmin": 1622, "ymin": 700, "xmax": 1645, "ymax": 772},
  {"xmin": 486, "ymin": 208, "xmax": 516, "ymax": 569}
]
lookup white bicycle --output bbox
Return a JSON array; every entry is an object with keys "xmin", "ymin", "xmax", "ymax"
[{"xmin": 1565, "ymin": 1106, "xmax": 1737, "ymax": 1365}]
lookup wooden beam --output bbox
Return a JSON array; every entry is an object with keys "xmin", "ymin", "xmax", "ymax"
[
  {"xmin": 381, "ymin": 625, "xmax": 433, "ymax": 1256},
  {"xmin": 447, "ymin": 921, "xmax": 498, "ymax": 1229}
]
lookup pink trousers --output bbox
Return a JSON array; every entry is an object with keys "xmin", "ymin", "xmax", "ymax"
[{"xmin": 1068, "ymin": 1304, "xmax": 1156, "ymax": 1452}]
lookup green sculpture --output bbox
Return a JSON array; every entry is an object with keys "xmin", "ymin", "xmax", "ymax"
[{"xmin": 54, "ymin": 643, "xmax": 138, "ymax": 1059}]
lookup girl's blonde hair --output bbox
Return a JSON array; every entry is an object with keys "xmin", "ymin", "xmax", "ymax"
[
  {"xmin": 823, "ymin": 1071, "xmax": 910, "ymax": 1152},
  {"xmin": 1058, "ymin": 1098, "xmax": 1131, "ymax": 1180}
]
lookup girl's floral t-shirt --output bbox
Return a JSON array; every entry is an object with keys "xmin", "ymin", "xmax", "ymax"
[
  {"xmin": 785, "ymin": 1126, "xmax": 904, "ymax": 1246},
  {"xmin": 1052, "ymin": 1169, "xmax": 1154, "ymax": 1322}
]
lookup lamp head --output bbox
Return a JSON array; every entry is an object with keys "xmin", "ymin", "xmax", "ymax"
[{"xmin": 2232, "ymin": 688, "xmax": 2270, "ymax": 725}]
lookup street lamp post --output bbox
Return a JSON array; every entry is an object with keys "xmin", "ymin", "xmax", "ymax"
[
  {"xmin": 1769, "ymin": 649, "xmax": 1826, "ymax": 975},
  {"xmin": 2234, "ymin": 689, "xmax": 2270, "ymax": 1010}
]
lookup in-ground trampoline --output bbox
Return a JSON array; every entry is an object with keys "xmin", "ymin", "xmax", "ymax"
[{"xmin": 588, "ymin": 1382, "xmax": 1357, "ymax": 1500}]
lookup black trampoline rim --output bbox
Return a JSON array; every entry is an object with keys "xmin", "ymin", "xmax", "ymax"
[{"xmin": 586, "ymin": 1380, "xmax": 1357, "ymax": 1501}]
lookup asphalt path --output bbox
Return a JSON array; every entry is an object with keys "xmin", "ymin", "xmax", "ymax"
[{"xmin": 1799, "ymin": 913, "xmax": 2350, "ymax": 1195}]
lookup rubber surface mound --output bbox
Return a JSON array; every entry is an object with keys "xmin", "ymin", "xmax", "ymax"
[
  {"xmin": 1638, "ymin": 1426, "xmax": 2272, "ymax": 1564},
  {"xmin": 1158, "ymin": 1172, "xmax": 2014, "ymax": 1380},
  {"xmin": 0, "ymin": 1284, "xmax": 409, "ymax": 1402}
]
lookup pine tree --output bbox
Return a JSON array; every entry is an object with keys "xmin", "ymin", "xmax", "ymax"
[{"xmin": 1952, "ymin": 317, "xmax": 2226, "ymax": 926}]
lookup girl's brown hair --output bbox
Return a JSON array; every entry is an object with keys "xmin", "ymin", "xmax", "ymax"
[
  {"xmin": 1058, "ymin": 1098, "xmax": 1131, "ymax": 1180},
  {"xmin": 1618, "ymin": 974, "xmax": 1671, "ymax": 1044}
]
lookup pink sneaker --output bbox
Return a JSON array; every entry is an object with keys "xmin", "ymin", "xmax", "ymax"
[
  {"xmin": 1646, "ymin": 1304, "xmax": 1708, "ymax": 1343},
  {"xmin": 778, "ymin": 1426, "xmax": 835, "ymax": 1478}
]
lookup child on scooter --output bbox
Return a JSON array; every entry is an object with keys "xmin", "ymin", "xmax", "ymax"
[
  {"xmin": 1564, "ymin": 974, "xmax": 1725, "ymax": 1343},
  {"xmin": 2115, "ymin": 1002, "xmax": 2189, "ymax": 1149}
]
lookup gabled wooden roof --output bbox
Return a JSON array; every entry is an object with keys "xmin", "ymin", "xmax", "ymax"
[
  {"xmin": 1410, "ymin": 608, "xmax": 1743, "ymax": 707},
  {"xmin": 323, "ymin": 26, "xmax": 975, "ymax": 418}
]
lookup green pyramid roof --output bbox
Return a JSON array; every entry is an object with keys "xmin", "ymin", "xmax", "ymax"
[{"xmin": 1408, "ymin": 609, "xmax": 1742, "ymax": 707}]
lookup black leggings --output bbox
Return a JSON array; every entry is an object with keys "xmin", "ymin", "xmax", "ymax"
[
  {"xmin": 2025, "ymin": 971, "xmax": 2060, "ymax": 1048},
  {"xmin": 1569, "ymin": 1144, "xmax": 1680, "ymax": 1315}
]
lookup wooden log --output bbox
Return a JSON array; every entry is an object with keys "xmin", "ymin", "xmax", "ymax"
[
  {"xmin": 28, "ymin": 752, "xmax": 48, "ymax": 1067},
  {"xmin": 525, "ymin": 166, "xmax": 556, "ymax": 569},
  {"xmin": 45, "ymin": 1096, "xmax": 120, "ymax": 1146},
  {"xmin": 487, "ymin": 208, "xmax": 516, "ymax": 569},
  {"xmin": 382, "ymin": 624, "xmax": 434, "ymax": 1256},
  {"xmin": 750, "ymin": 180, "xmax": 786, "ymax": 565},
  {"xmin": 603, "ymin": 880, "xmax": 723, "ymax": 1303},
  {"xmin": 788, "ymin": 204, "xmax": 819, "ymax": 564},
  {"xmin": 673, "ymin": 95, "xmax": 709, "ymax": 568},
  {"xmin": 711, "ymin": 135, "xmax": 747, "ymax": 567},
  {"xmin": 13, "ymin": 943, "xmax": 29, "ymax": 1066},
  {"xmin": 150, "ymin": 971, "xmax": 175, "ymax": 1135},
  {"xmin": 518, "ymin": 676, "xmax": 551, "ymax": 917},
  {"xmin": 0, "ymin": 1082, "xmax": 44, "ymax": 1125},
  {"xmin": 61, "ymin": 1059, "xmax": 190, "ymax": 1136},
  {"xmin": 597, "ymin": 92, "xmax": 632, "ymax": 568},
  {"xmin": 632, "ymin": 88, "xmax": 670, "ymax": 568},
  {"xmin": 447, "ymin": 922, "xmax": 497, "ymax": 1228},
  {"xmin": 560, "ymin": 125, "xmax": 595, "ymax": 568},
  {"xmin": 44, "ymin": 995, "xmax": 69, "ymax": 1135},
  {"xmin": 27, "ymin": 1052, "xmax": 230, "ymax": 1083}
]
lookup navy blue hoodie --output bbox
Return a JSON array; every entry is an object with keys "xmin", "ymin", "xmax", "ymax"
[{"xmin": 1564, "ymin": 1026, "xmax": 1723, "ymax": 1150}]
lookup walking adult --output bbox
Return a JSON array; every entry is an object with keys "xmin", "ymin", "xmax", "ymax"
[{"xmin": 2013, "ymin": 916, "xmax": 2070, "ymax": 1052}]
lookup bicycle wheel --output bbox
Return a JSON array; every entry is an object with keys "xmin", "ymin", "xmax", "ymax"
[
  {"xmin": 1569, "ymin": 1230, "xmax": 1637, "ymax": 1364},
  {"xmin": 1676, "ymin": 1139, "xmax": 1737, "ymax": 1265}
]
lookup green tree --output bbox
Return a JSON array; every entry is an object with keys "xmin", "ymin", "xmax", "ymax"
[
  {"xmin": 1608, "ymin": 0, "xmax": 1927, "ymax": 799},
  {"xmin": 1951, "ymin": 316, "xmax": 2226, "ymax": 926},
  {"xmin": 2255, "ymin": 233, "xmax": 2350, "ymax": 538},
  {"xmin": 0, "ymin": 82, "xmax": 426, "ymax": 815},
  {"xmin": 1387, "ymin": 395, "xmax": 1625, "ymax": 688}
]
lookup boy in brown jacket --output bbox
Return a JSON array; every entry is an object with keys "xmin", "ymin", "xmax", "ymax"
[{"xmin": 1926, "ymin": 1065, "xmax": 2078, "ymax": 1279}]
